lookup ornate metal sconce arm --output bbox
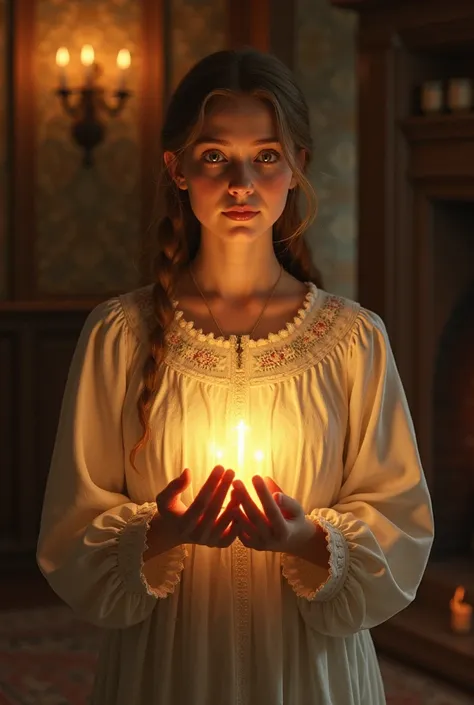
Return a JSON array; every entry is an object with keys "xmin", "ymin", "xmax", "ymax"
[{"xmin": 56, "ymin": 67, "xmax": 132, "ymax": 167}]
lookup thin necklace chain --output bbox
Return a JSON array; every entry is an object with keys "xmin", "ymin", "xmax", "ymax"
[{"xmin": 189, "ymin": 264, "xmax": 283, "ymax": 339}]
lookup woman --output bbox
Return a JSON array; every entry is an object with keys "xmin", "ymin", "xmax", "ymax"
[{"xmin": 37, "ymin": 48, "xmax": 434, "ymax": 704}]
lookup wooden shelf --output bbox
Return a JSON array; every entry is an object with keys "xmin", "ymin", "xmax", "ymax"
[{"xmin": 401, "ymin": 114, "xmax": 474, "ymax": 142}]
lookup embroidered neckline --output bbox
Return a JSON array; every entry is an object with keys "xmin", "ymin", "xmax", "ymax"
[{"xmin": 171, "ymin": 282, "xmax": 318, "ymax": 349}]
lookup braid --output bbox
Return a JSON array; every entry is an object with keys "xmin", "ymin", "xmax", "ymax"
[{"xmin": 130, "ymin": 173, "xmax": 199, "ymax": 469}]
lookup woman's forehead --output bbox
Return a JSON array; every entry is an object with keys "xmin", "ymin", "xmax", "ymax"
[{"xmin": 198, "ymin": 94, "xmax": 278, "ymax": 142}]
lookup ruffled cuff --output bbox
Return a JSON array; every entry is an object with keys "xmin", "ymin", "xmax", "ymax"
[
  {"xmin": 118, "ymin": 502, "xmax": 188, "ymax": 599},
  {"xmin": 281, "ymin": 514, "xmax": 350, "ymax": 601}
]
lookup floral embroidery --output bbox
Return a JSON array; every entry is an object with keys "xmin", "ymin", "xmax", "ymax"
[
  {"xmin": 254, "ymin": 295, "xmax": 344, "ymax": 373},
  {"xmin": 161, "ymin": 291, "xmax": 353, "ymax": 381},
  {"xmin": 166, "ymin": 332, "xmax": 222, "ymax": 371}
]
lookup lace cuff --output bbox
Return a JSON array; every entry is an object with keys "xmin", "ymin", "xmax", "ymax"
[
  {"xmin": 281, "ymin": 514, "xmax": 350, "ymax": 601},
  {"xmin": 118, "ymin": 503, "xmax": 188, "ymax": 599}
]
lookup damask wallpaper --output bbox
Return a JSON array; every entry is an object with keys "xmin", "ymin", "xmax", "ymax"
[
  {"xmin": 35, "ymin": 0, "xmax": 142, "ymax": 296},
  {"xmin": 0, "ymin": 0, "xmax": 6, "ymax": 298},
  {"xmin": 295, "ymin": 0, "xmax": 357, "ymax": 299},
  {"xmin": 169, "ymin": 0, "xmax": 227, "ymax": 93}
]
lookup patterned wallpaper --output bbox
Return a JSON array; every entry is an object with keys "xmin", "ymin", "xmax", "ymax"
[
  {"xmin": 169, "ymin": 0, "xmax": 227, "ymax": 93},
  {"xmin": 0, "ymin": 0, "xmax": 6, "ymax": 298},
  {"xmin": 295, "ymin": 0, "xmax": 357, "ymax": 299},
  {"xmin": 35, "ymin": 0, "xmax": 143, "ymax": 296}
]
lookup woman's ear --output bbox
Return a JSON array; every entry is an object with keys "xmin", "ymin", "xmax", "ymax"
[
  {"xmin": 289, "ymin": 148, "xmax": 307, "ymax": 190},
  {"xmin": 163, "ymin": 151, "xmax": 188, "ymax": 190}
]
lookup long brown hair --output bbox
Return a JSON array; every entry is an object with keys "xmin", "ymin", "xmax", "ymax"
[{"xmin": 130, "ymin": 48, "xmax": 323, "ymax": 469}]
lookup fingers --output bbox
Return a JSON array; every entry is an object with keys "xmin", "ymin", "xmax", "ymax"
[
  {"xmin": 264, "ymin": 475, "xmax": 283, "ymax": 494},
  {"xmin": 156, "ymin": 469, "xmax": 190, "ymax": 514},
  {"xmin": 193, "ymin": 469, "xmax": 235, "ymax": 541},
  {"xmin": 232, "ymin": 479, "xmax": 273, "ymax": 541},
  {"xmin": 252, "ymin": 476, "xmax": 286, "ymax": 532},
  {"xmin": 180, "ymin": 466, "xmax": 225, "ymax": 533},
  {"xmin": 215, "ymin": 520, "xmax": 240, "ymax": 548}
]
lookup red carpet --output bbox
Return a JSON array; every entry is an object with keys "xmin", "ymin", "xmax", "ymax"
[{"xmin": 0, "ymin": 606, "xmax": 471, "ymax": 704}]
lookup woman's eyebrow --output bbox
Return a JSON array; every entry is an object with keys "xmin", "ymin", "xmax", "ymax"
[{"xmin": 193, "ymin": 136, "xmax": 280, "ymax": 146}]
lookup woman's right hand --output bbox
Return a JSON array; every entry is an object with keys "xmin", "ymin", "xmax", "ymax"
[{"xmin": 152, "ymin": 465, "xmax": 240, "ymax": 551}]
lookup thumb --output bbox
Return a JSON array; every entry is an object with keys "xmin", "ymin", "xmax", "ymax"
[
  {"xmin": 158, "ymin": 469, "xmax": 190, "ymax": 508},
  {"xmin": 265, "ymin": 476, "xmax": 283, "ymax": 494},
  {"xmin": 273, "ymin": 492, "xmax": 302, "ymax": 518},
  {"xmin": 173, "ymin": 468, "xmax": 191, "ymax": 493}
]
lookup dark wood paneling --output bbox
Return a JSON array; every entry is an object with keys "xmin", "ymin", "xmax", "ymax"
[
  {"xmin": 0, "ymin": 309, "xmax": 90, "ymax": 572},
  {"xmin": 35, "ymin": 330, "xmax": 80, "ymax": 534},
  {"xmin": 228, "ymin": 0, "xmax": 296, "ymax": 69},
  {"xmin": 0, "ymin": 332, "xmax": 19, "ymax": 551},
  {"xmin": 140, "ymin": 0, "xmax": 166, "ymax": 279},
  {"xmin": 330, "ymin": 0, "xmax": 474, "ymax": 692}
]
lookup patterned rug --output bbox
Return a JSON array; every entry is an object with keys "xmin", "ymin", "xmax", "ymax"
[{"xmin": 0, "ymin": 606, "xmax": 471, "ymax": 705}]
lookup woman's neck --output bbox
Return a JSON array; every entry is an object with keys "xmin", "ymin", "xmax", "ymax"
[{"xmin": 189, "ymin": 250, "xmax": 283, "ymax": 303}]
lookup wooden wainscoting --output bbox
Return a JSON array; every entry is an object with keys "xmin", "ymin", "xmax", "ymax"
[{"xmin": 0, "ymin": 302, "xmax": 97, "ymax": 582}]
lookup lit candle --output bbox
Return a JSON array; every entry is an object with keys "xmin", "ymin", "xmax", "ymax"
[
  {"xmin": 116, "ymin": 48, "xmax": 131, "ymax": 91},
  {"xmin": 55, "ymin": 47, "xmax": 70, "ymax": 90},
  {"xmin": 450, "ymin": 585, "xmax": 472, "ymax": 634},
  {"xmin": 80, "ymin": 44, "xmax": 95, "ymax": 87},
  {"xmin": 236, "ymin": 420, "xmax": 248, "ymax": 474},
  {"xmin": 210, "ymin": 422, "xmax": 266, "ymax": 509}
]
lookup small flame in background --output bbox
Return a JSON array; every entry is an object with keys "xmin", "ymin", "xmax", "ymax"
[{"xmin": 452, "ymin": 585, "xmax": 468, "ymax": 605}]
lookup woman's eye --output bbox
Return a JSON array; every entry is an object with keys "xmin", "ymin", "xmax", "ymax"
[
  {"xmin": 256, "ymin": 150, "xmax": 280, "ymax": 164},
  {"xmin": 203, "ymin": 151, "xmax": 225, "ymax": 164}
]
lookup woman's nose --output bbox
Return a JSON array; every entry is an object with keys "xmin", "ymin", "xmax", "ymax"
[{"xmin": 227, "ymin": 162, "xmax": 255, "ymax": 197}]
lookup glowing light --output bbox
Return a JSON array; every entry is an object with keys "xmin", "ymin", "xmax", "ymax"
[
  {"xmin": 117, "ymin": 48, "xmax": 131, "ymax": 70},
  {"xmin": 55, "ymin": 47, "xmax": 70, "ymax": 68},
  {"xmin": 80, "ymin": 44, "xmax": 95, "ymax": 67}
]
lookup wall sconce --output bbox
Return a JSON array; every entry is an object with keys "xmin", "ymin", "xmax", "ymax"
[{"xmin": 55, "ymin": 44, "xmax": 132, "ymax": 167}]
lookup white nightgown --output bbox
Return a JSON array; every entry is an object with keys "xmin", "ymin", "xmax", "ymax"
[{"xmin": 37, "ymin": 282, "xmax": 434, "ymax": 705}]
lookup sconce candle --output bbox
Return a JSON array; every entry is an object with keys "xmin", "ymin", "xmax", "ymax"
[
  {"xmin": 54, "ymin": 44, "xmax": 132, "ymax": 167},
  {"xmin": 80, "ymin": 44, "xmax": 95, "ymax": 87},
  {"xmin": 117, "ymin": 49, "xmax": 131, "ymax": 92},
  {"xmin": 55, "ymin": 47, "xmax": 70, "ymax": 90}
]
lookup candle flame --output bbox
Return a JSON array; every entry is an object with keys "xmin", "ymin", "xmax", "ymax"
[
  {"xmin": 117, "ymin": 48, "xmax": 131, "ymax": 70},
  {"xmin": 56, "ymin": 47, "xmax": 70, "ymax": 68},
  {"xmin": 236, "ymin": 420, "xmax": 248, "ymax": 471},
  {"xmin": 254, "ymin": 449, "xmax": 264, "ymax": 462},
  {"xmin": 80, "ymin": 44, "xmax": 95, "ymax": 67},
  {"xmin": 454, "ymin": 585, "xmax": 466, "ymax": 604}
]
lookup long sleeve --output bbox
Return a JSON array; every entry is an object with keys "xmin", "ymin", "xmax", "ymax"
[
  {"xmin": 37, "ymin": 299, "xmax": 187, "ymax": 629},
  {"xmin": 281, "ymin": 309, "xmax": 434, "ymax": 637}
]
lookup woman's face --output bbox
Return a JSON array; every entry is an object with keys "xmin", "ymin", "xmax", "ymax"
[{"xmin": 166, "ymin": 93, "xmax": 302, "ymax": 244}]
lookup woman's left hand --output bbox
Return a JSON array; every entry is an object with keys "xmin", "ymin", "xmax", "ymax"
[{"xmin": 231, "ymin": 475, "xmax": 316, "ymax": 553}]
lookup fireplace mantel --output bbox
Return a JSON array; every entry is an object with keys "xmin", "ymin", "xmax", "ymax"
[{"xmin": 331, "ymin": 0, "xmax": 474, "ymax": 693}]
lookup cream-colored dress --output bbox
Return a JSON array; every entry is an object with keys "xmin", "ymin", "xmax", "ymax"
[{"xmin": 37, "ymin": 282, "xmax": 434, "ymax": 705}]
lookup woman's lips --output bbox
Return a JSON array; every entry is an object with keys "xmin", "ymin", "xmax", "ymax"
[{"xmin": 222, "ymin": 211, "xmax": 259, "ymax": 221}]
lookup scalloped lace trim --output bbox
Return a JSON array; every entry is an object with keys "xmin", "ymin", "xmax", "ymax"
[
  {"xmin": 118, "ymin": 503, "xmax": 188, "ymax": 599},
  {"xmin": 170, "ymin": 282, "xmax": 318, "ymax": 348},
  {"xmin": 281, "ymin": 514, "xmax": 349, "ymax": 602}
]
